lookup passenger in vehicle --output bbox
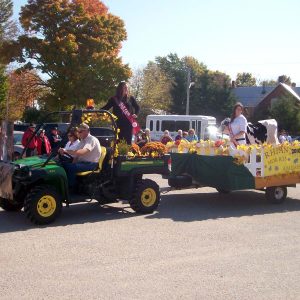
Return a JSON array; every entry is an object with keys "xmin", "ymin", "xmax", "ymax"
[
  {"xmin": 36, "ymin": 130, "xmax": 51, "ymax": 155},
  {"xmin": 21, "ymin": 123, "xmax": 37, "ymax": 157},
  {"xmin": 58, "ymin": 123, "xmax": 101, "ymax": 188},
  {"xmin": 182, "ymin": 131, "xmax": 189, "ymax": 141},
  {"xmin": 186, "ymin": 129, "xmax": 198, "ymax": 142},
  {"xmin": 160, "ymin": 130, "xmax": 173, "ymax": 145},
  {"xmin": 101, "ymin": 81, "xmax": 140, "ymax": 145},
  {"xmin": 175, "ymin": 130, "xmax": 183, "ymax": 141},
  {"xmin": 47, "ymin": 127, "xmax": 62, "ymax": 149},
  {"xmin": 136, "ymin": 129, "xmax": 150, "ymax": 148},
  {"xmin": 227, "ymin": 102, "xmax": 248, "ymax": 146},
  {"xmin": 65, "ymin": 128, "xmax": 80, "ymax": 151}
]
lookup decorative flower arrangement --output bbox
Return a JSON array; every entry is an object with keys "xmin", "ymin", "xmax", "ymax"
[
  {"xmin": 140, "ymin": 142, "xmax": 168, "ymax": 157},
  {"xmin": 130, "ymin": 143, "xmax": 141, "ymax": 156},
  {"xmin": 114, "ymin": 139, "xmax": 129, "ymax": 157}
]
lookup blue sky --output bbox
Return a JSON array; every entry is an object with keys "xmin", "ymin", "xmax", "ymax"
[{"xmin": 13, "ymin": 0, "xmax": 300, "ymax": 84}]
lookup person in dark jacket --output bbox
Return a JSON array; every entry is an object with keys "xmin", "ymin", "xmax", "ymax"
[
  {"xmin": 21, "ymin": 123, "xmax": 37, "ymax": 157},
  {"xmin": 47, "ymin": 127, "xmax": 62, "ymax": 149},
  {"xmin": 37, "ymin": 130, "xmax": 52, "ymax": 155},
  {"xmin": 101, "ymin": 82, "xmax": 140, "ymax": 144}
]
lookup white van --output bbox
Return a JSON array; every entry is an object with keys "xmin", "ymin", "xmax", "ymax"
[{"xmin": 146, "ymin": 114, "xmax": 218, "ymax": 141}]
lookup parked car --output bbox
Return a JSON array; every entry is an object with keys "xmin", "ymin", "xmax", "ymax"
[
  {"xmin": 43, "ymin": 123, "xmax": 70, "ymax": 135},
  {"xmin": 14, "ymin": 123, "xmax": 29, "ymax": 132},
  {"xmin": 13, "ymin": 131, "xmax": 25, "ymax": 160}
]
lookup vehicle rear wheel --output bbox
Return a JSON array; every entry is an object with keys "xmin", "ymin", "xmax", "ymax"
[
  {"xmin": 24, "ymin": 185, "xmax": 62, "ymax": 225},
  {"xmin": 265, "ymin": 186, "xmax": 287, "ymax": 204},
  {"xmin": 130, "ymin": 179, "xmax": 160, "ymax": 214},
  {"xmin": 0, "ymin": 198, "xmax": 23, "ymax": 211}
]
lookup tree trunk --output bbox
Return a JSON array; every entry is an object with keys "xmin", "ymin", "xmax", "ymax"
[{"xmin": 0, "ymin": 121, "xmax": 14, "ymax": 161}]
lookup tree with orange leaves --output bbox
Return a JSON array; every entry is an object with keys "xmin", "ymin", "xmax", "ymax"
[
  {"xmin": 2, "ymin": 0, "xmax": 130, "ymax": 109},
  {"xmin": 0, "ymin": 69, "xmax": 47, "ymax": 121}
]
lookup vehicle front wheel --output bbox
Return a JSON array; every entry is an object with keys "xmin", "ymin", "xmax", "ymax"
[
  {"xmin": 130, "ymin": 179, "xmax": 160, "ymax": 214},
  {"xmin": 0, "ymin": 198, "xmax": 23, "ymax": 211},
  {"xmin": 24, "ymin": 185, "xmax": 62, "ymax": 225},
  {"xmin": 265, "ymin": 186, "xmax": 287, "ymax": 204}
]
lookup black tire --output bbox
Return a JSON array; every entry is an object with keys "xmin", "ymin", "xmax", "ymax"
[
  {"xmin": 0, "ymin": 198, "xmax": 23, "ymax": 211},
  {"xmin": 130, "ymin": 179, "xmax": 160, "ymax": 214},
  {"xmin": 216, "ymin": 188, "xmax": 231, "ymax": 194},
  {"xmin": 24, "ymin": 185, "xmax": 62, "ymax": 225},
  {"xmin": 265, "ymin": 186, "xmax": 287, "ymax": 204}
]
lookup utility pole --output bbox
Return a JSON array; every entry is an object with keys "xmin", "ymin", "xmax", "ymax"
[
  {"xmin": 186, "ymin": 68, "xmax": 191, "ymax": 115},
  {"xmin": 186, "ymin": 68, "xmax": 195, "ymax": 115}
]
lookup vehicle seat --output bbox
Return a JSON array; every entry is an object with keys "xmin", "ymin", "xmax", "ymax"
[{"xmin": 76, "ymin": 146, "xmax": 107, "ymax": 176}]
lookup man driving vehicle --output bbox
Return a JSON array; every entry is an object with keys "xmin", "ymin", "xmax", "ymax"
[{"xmin": 58, "ymin": 123, "xmax": 101, "ymax": 188}]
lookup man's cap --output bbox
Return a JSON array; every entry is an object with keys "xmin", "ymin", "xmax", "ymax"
[
  {"xmin": 52, "ymin": 127, "xmax": 58, "ymax": 130},
  {"xmin": 29, "ymin": 123, "xmax": 36, "ymax": 128},
  {"xmin": 79, "ymin": 123, "xmax": 89, "ymax": 130}
]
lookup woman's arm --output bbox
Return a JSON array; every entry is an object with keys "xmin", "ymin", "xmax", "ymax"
[{"xmin": 101, "ymin": 97, "xmax": 114, "ymax": 110}]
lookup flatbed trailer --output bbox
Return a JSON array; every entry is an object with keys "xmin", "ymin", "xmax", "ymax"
[{"xmin": 168, "ymin": 153, "xmax": 299, "ymax": 203}]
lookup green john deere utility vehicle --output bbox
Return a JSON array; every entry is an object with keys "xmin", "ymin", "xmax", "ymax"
[{"xmin": 0, "ymin": 109, "xmax": 169, "ymax": 225}]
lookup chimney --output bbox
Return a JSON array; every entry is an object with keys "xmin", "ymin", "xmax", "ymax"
[
  {"xmin": 292, "ymin": 82, "xmax": 296, "ymax": 88},
  {"xmin": 262, "ymin": 82, "xmax": 266, "ymax": 94},
  {"xmin": 231, "ymin": 80, "xmax": 236, "ymax": 88}
]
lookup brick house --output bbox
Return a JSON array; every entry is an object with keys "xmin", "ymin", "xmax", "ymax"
[{"xmin": 232, "ymin": 83, "xmax": 300, "ymax": 119}]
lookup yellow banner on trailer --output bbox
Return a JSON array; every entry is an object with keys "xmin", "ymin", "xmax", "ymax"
[{"xmin": 264, "ymin": 145, "xmax": 300, "ymax": 176}]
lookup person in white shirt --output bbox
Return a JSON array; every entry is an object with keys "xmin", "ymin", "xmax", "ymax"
[
  {"xmin": 65, "ymin": 128, "xmax": 80, "ymax": 151},
  {"xmin": 228, "ymin": 102, "xmax": 248, "ymax": 146},
  {"xmin": 58, "ymin": 123, "xmax": 101, "ymax": 188},
  {"xmin": 278, "ymin": 130, "xmax": 287, "ymax": 144}
]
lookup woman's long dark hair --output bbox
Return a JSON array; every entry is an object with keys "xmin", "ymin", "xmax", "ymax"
[
  {"xmin": 115, "ymin": 81, "xmax": 128, "ymax": 100},
  {"xmin": 230, "ymin": 102, "xmax": 244, "ymax": 122}
]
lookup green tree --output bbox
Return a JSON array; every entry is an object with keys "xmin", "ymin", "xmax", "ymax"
[
  {"xmin": 236, "ymin": 72, "xmax": 257, "ymax": 87},
  {"xmin": 155, "ymin": 53, "xmax": 207, "ymax": 114},
  {"xmin": 2, "ymin": 0, "xmax": 131, "ymax": 109},
  {"xmin": 269, "ymin": 94, "xmax": 300, "ymax": 134},
  {"xmin": 0, "ymin": 66, "xmax": 7, "ymax": 117},
  {"xmin": 154, "ymin": 53, "xmax": 235, "ymax": 120},
  {"xmin": 192, "ymin": 70, "xmax": 236, "ymax": 120},
  {"xmin": 0, "ymin": 0, "xmax": 17, "ymax": 44},
  {"xmin": 129, "ymin": 68, "xmax": 144, "ymax": 100},
  {"xmin": 277, "ymin": 75, "xmax": 292, "ymax": 85},
  {"xmin": 259, "ymin": 79, "xmax": 277, "ymax": 87},
  {"xmin": 138, "ymin": 62, "xmax": 173, "ymax": 127}
]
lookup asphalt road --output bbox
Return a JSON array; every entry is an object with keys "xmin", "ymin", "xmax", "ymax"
[{"xmin": 1, "ymin": 175, "xmax": 300, "ymax": 299}]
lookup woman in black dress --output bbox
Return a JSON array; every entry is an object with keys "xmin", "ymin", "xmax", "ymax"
[{"xmin": 101, "ymin": 82, "xmax": 140, "ymax": 144}]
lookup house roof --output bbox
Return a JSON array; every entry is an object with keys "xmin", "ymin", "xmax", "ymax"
[
  {"xmin": 280, "ymin": 83, "xmax": 300, "ymax": 101},
  {"xmin": 232, "ymin": 84, "xmax": 300, "ymax": 107}
]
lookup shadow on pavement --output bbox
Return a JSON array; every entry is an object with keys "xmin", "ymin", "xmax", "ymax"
[
  {"xmin": 1, "ymin": 190, "xmax": 300, "ymax": 233},
  {"xmin": 0, "ymin": 202, "xmax": 135, "ymax": 234},
  {"xmin": 146, "ymin": 190, "xmax": 300, "ymax": 222}
]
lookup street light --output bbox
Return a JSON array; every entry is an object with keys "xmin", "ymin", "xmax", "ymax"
[{"xmin": 186, "ymin": 68, "xmax": 194, "ymax": 115}]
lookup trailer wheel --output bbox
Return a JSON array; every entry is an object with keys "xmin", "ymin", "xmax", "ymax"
[
  {"xmin": 0, "ymin": 198, "xmax": 23, "ymax": 211},
  {"xmin": 130, "ymin": 179, "xmax": 160, "ymax": 214},
  {"xmin": 216, "ymin": 188, "xmax": 231, "ymax": 194},
  {"xmin": 24, "ymin": 185, "xmax": 62, "ymax": 225},
  {"xmin": 265, "ymin": 186, "xmax": 287, "ymax": 204}
]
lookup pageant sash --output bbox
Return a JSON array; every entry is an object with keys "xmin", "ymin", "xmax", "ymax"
[{"xmin": 115, "ymin": 97, "xmax": 141, "ymax": 135}]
